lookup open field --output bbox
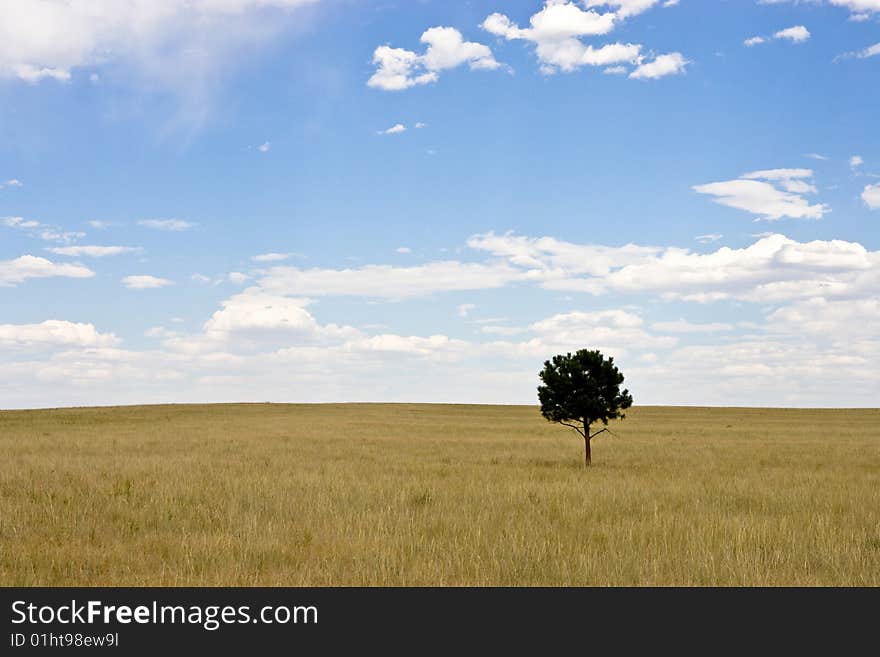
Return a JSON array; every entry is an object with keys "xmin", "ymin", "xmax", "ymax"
[{"xmin": 1, "ymin": 403, "xmax": 878, "ymax": 586}]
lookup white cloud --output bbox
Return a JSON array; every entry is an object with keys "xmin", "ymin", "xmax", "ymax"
[
  {"xmin": 745, "ymin": 25, "xmax": 810, "ymax": 47},
  {"xmin": 396, "ymin": 247, "xmax": 412, "ymax": 254},
  {"xmin": 88, "ymin": 220, "xmax": 114, "ymax": 229},
  {"xmin": 46, "ymin": 245, "xmax": 140, "ymax": 257},
  {"xmin": 4, "ymin": 216, "xmax": 86, "ymax": 243},
  {"xmin": 482, "ymin": 4, "xmax": 642, "ymax": 74},
  {"xmin": 414, "ymin": 122, "xmax": 427, "ymax": 129},
  {"xmin": 457, "ymin": 303, "xmax": 476, "ymax": 318},
  {"xmin": 343, "ymin": 334, "xmax": 465, "ymax": 356},
  {"xmin": 834, "ymin": 42, "xmax": 880, "ymax": 62},
  {"xmin": 603, "ymin": 65, "xmax": 628, "ymax": 74},
  {"xmin": 862, "ymin": 183, "xmax": 880, "ymax": 209},
  {"xmin": 138, "ymin": 219, "xmax": 195, "ymax": 231},
  {"xmin": 695, "ymin": 234, "xmax": 724, "ymax": 243},
  {"xmin": 228, "ymin": 272, "xmax": 250, "ymax": 284},
  {"xmin": 191, "ymin": 273, "xmax": 212, "ymax": 284},
  {"xmin": 470, "ymin": 231, "xmax": 878, "ymax": 304},
  {"xmin": 766, "ymin": 0, "xmax": 880, "ymax": 20},
  {"xmin": 805, "ymin": 153, "xmax": 828, "ymax": 161},
  {"xmin": 379, "ymin": 123, "xmax": 407, "ymax": 135},
  {"xmin": 585, "ymin": 1, "xmax": 668, "ymax": 18},
  {"xmin": 252, "ymin": 252, "xmax": 291, "ymax": 262},
  {"xmin": 4, "ymin": 226, "xmax": 879, "ymax": 408},
  {"xmin": 830, "ymin": 0, "xmax": 880, "ymax": 17},
  {"xmin": 1, "ymin": 179, "xmax": 23, "ymax": 188},
  {"xmin": 467, "ymin": 231, "xmax": 662, "ymax": 276},
  {"xmin": 368, "ymin": 27, "xmax": 499, "ymax": 91},
  {"xmin": 204, "ymin": 292, "xmax": 317, "ymax": 337},
  {"xmin": 0, "ymin": 255, "xmax": 94, "ymax": 286},
  {"xmin": 850, "ymin": 155, "xmax": 864, "ymax": 169},
  {"xmin": 482, "ymin": 1, "xmax": 686, "ymax": 78},
  {"xmin": 258, "ymin": 261, "xmax": 525, "ymax": 299},
  {"xmin": 0, "ymin": 320, "xmax": 118, "ymax": 347},
  {"xmin": 258, "ymin": 141, "xmax": 271, "ymax": 153},
  {"xmin": 629, "ymin": 52, "xmax": 689, "ymax": 79},
  {"xmin": 524, "ymin": 309, "xmax": 676, "ymax": 356},
  {"xmin": 651, "ymin": 319, "xmax": 734, "ymax": 333},
  {"xmin": 767, "ymin": 296, "xmax": 879, "ymax": 336},
  {"xmin": 3, "ymin": 216, "xmax": 40, "ymax": 229},
  {"xmin": 775, "ymin": 25, "xmax": 811, "ymax": 42},
  {"xmin": 694, "ymin": 168, "xmax": 829, "ymax": 220},
  {"xmin": 0, "ymin": 0, "xmax": 318, "ymax": 86},
  {"xmin": 122, "ymin": 275, "xmax": 173, "ymax": 289}
]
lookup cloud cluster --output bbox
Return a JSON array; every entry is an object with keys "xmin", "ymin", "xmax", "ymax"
[
  {"xmin": 744, "ymin": 25, "xmax": 811, "ymax": 47},
  {"xmin": 481, "ymin": 1, "xmax": 687, "ymax": 78},
  {"xmin": 0, "ymin": 320, "xmax": 118, "ymax": 347},
  {"xmin": 368, "ymin": 27, "xmax": 500, "ymax": 91}
]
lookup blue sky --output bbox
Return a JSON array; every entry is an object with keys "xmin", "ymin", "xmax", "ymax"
[{"xmin": 1, "ymin": 0, "xmax": 878, "ymax": 408}]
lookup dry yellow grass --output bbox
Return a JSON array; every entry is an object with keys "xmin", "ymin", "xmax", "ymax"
[{"xmin": 1, "ymin": 403, "xmax": 878, "ymax": 586}]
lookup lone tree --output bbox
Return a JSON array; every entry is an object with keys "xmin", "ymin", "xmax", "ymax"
[{"xmin": 538, "ymin": 349, "xmax": 633, "ymax": 466}]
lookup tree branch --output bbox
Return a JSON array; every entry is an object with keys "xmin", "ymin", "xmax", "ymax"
[
  {"xmin": 559, "ymin": 421, "xmax": 586, "ymax": 438},
  {"xmin": 588, "ymin": 427, "xmax": 608, "ymax": 440}
]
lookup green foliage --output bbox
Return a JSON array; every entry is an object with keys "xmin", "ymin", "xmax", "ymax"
[{"xmin": 537, "ymin": 349, "xmax": 633, "ymax": 437}]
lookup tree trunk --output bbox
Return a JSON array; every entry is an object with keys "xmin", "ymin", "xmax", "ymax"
[{"xmin": 584, "ymin": 423, "xmax": 591, "ymax": 466}]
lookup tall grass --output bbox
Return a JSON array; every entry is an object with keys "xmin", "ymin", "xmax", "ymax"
[{"xmin": 1, "ymin": 404, "xmax": 878, "ymax": 585}]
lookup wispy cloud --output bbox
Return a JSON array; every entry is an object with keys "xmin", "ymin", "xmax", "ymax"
[
  {"xmin": 122, "ymin": 275, "xmax": 173, "ymax": 289},
  {"xmin": 138, "ymin": 219, "xmax": 196, "ymax": 231},
  {"xmin": 694, "ymin": 168, "xmax": 829, "ymax": 221}
]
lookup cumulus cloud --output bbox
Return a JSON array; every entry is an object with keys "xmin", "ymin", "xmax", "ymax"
[
  {"xmin": 122, "ymin": 275, "xmax": 173, "ymax": 289},
  {"xmin": 0, "ymin": 255, "xmax": 94, "ymax": 286},
  {"xmin": 138, "ymin": 219, "xmax": 196, "ymax": 231},
  {"xmin": 850, "ymin": 155, "xmax": 864, "ymax": 169},
  {"xmin": 629, "ymin": 52, "xmax": 689, "ymax": 79},
  {"xmin": 693, "ymin": 168, "xmax": 829, "ymax": 220},
  {"xmin": 1, "ymin": 179, "xmax": 23, "ymax": 188},
  {"xmin": 368, "ymin": 26, "xmax": 499, "ymax": 91},
  {"xmin": 379, "ymin": 123, "xmax": 406, "ymax": 135},
  {"xmin": 863, "ymin": 183, "xmax": 880, "ymax": 209},
  {"xmin": 204, "ymin": 292, "xmax": 321, "ymax": 338},
  {"xmin": 46, "ymin": 245, "xmax": 140, "ymax": 257},
  {"xmin": 0, "ymin": 320, "xmax": 118, "ymax": 347}
]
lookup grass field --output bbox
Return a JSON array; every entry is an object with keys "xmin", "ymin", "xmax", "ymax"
[{"xmin": 1, "ymin": 403, "xmax": 878, "ymax": 586}]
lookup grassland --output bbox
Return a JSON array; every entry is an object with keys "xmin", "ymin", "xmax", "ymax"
[{"xmin": 1, "ymin": 403, "xmax": 878, "ymax": 586}]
